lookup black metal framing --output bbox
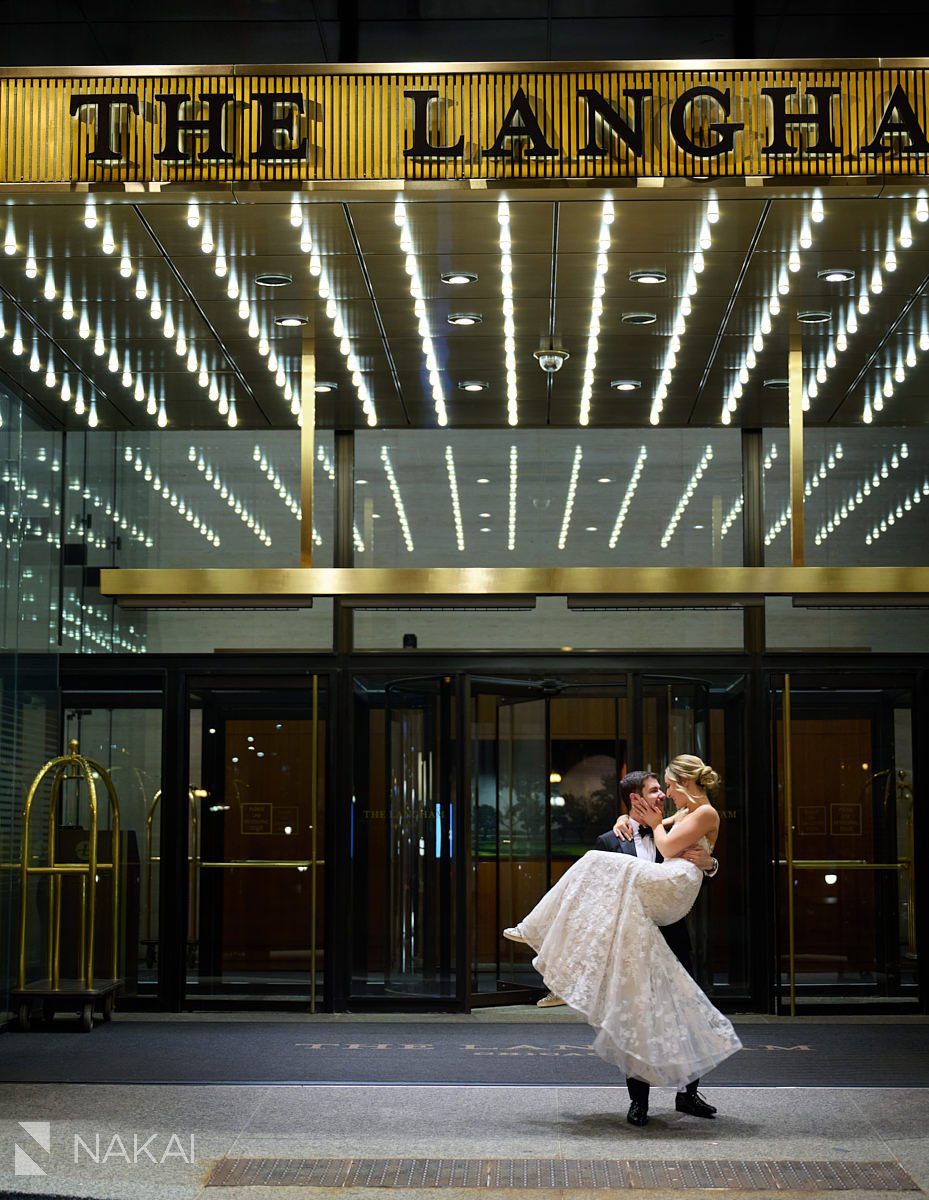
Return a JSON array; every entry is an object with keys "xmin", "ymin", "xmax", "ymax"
[{"xmin": 57, "ymin": 648, "xmax": 929, "ymax": 1016}]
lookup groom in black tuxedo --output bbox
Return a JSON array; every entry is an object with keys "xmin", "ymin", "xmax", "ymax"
[{"xmin": 597, "ymin": 770, "xmax": 719, "ymax": 1129}]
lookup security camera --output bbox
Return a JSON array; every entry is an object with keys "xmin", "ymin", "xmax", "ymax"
[{"xmin": 533, "ymin": 347, "xmax": 570, "ymax": 374}]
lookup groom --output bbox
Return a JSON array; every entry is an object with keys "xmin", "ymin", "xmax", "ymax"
[{"xmin": 599, "ymin": 770, "xmax": 719, "ymax": 1128}]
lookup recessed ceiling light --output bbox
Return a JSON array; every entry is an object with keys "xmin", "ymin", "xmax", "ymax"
[
  {"xmin": 693, "ymin": 524, "xmax": 705, "ymax": 530},
  {"xmin": 274, "ymin": 315, "xmax": 308, "ymax": 327},
  {"xmin": 621, "ymin": 312, "xmax": 657, "ymax": 325},
  {"xmin": 610, "ymin": 379, "xmax": 642, "ymax": 391},
  {"xmin": 585, "ymin": 525, "xmax": 598, "ymax": 531},
  {"xmin": 314, "ymin": 381, "xmax": 338, "ymax": 394},
  {"xmin": 796, "ymin": 310, "xmax": 832, "ymax": 324},
  {"xmin": 476, "ymin": 477, "xmax": 490, "ymax": 484},
  {"xmin": 629, "ymin": 270, "xmax": 667, "ymax": 284},
  {"xmin": 479, "ymin": 511, "xmax": 491, "ymax": 517},
  {"xmin": 355, "ymin": 478, "xmax": 368, "ymax": 485},
  {"xmin": 458, "ymin": 380, "xmax": 489, "ymax": 392},
  {"xmin": 448, "ymin": 312, "xmax": 483, "ymax": 326},
  {"xmin": 480, "ymin": 526, "xmax": 492, "ymax": 532},
  {"xmin": 763, "ymin": 378, "xmax": 789, "ymax": 390},
  {"xmin": 817, "ymin": 268, "xmax": 855, "ymax": 283},
  {"xmin": 371, "ymin": 512, "xmax": 381, "ymax": 519},
  {"xmin": 597, "ymin": 477, "xmax": 612, "ymax": 483},
  {"xmin": 441, "ymin": 271, "xmax": 478, "ymax": 285},
  {"xmin": 255, "ymin": 273, "xmax": 293, "ymax": 287}
]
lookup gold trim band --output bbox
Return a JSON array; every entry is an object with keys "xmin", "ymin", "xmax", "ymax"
[{"xmin": 100, "ymin": 564, "xmax": 929, "ymax": 606}]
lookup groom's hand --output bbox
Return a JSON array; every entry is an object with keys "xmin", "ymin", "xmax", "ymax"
[{"xmin": 612, "ymin": 813, "xmax": 634, "ymax": 840}]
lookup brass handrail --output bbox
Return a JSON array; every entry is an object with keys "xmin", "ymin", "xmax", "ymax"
[
  {"xmin": 199, "ymin": 859, "xmax": 324, "ymax": 868},
  {"xmin": 777, "ymin": 860, "xmax": 907, "ymax": 869}
]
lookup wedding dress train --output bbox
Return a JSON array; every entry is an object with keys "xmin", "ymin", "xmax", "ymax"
[{"xmin": 513, "ymin": 848, "xmax": 742, "ymax": 1087}]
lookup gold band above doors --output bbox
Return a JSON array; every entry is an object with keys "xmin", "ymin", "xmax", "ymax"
[
  {"xmin": 3, "ymin": 64, "xmax": 929, "ymax": 186},
  {"xmin": 100, "ymin": 564, "xmax": 929, "ymax": 607}
]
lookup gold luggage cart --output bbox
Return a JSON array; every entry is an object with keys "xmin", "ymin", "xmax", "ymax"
[{"xmin": 13, "ymin": 739, "xmax": 122, "ymax": 1032}]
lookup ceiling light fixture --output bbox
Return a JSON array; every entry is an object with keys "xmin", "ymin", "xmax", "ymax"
[
  {"xmin": 448, "ymin": 312, "xmax": 483, "ymax": 326},
  {"xmin": 441, "ymin": 271, "xmax": 478, "ymax": 285},
  {"xmin": 763, "ymin": 378, "xmax": 789, "ymax": 389},
  {"xmin": 274, "ymin": 315, "xmax": 308, "ymax": 327},
  {"xmin": 314, "ymin": 381, "xmax": 338, "ymax": 394},
  {"xmin": 797, "ymin": 310, "xmax": 832, "ymax": 324},
  {"xmin": 817, "ymin": 268, "xmax": 855, "ymax": 283},
  {"xmin": 255, "ymin": 273, "xmax": 293, "ymax": 287},
  {"xmin": 629, "ymin": 270, "xmax": 667, "ymax": 284},
  {"xmin": 610, "ymin": 379, "xmax": 642, "ymax": 391},
  {"xmin": 458, "ymin": 380, "xmax": 488, "ymax": 392},
  {"xmin": 622, "ymin": 311, "xmax": 657, "ymax": 325}
]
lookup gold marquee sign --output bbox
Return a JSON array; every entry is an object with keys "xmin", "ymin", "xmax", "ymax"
[{"xmin": 3, "ymin": 63, "xmax": 929, "ymax": 185}]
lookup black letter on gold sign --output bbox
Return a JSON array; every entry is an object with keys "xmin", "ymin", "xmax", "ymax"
[
  {"xmin": 483, "ymin": 87, "xmax": 557, "ymax": 159},
  {"xmin": 578, "ymin": 88, "xmax": 651, "ymax": 158},
  {"xmin": 154, "ymin": 93, "xmax": 235, "ymax": 163},
  {"xmin": 761, "ymin": 86, "xmax": 841, "ymax": 155},
  {"xmin": 404, "ymin": 90, "xmax": 464, "ymax": 159},
  {"xmin": 253, "ymin": 92, "xmax": 308, "ymax": 162},
  {"xmin": 70, "ymin": 94, "xmax": 140, "ymax": 162},
  {"xmin": 861, "ymin": 83, "xmax": 929, "ymax": 155},
  {"xmin": 670, "ymin": 87, "xmax": 743, "ymax": 157}
]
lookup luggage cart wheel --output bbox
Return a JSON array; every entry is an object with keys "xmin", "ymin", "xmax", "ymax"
[
  {"xmin": 102, "ymin": 993, "xmax": 114, "ymax": 1021},
  {"xmin": 80, "ymin": 1002, "xmax": 93, "ymax": 1032},
  {"xmin": 18, "ymin": 1002, "xmax": 31, "ymax": 1032}
]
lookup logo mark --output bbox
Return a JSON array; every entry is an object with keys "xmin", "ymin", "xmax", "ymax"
[{"xmin": 15, "ymin": 1121, "xmax": 51, "ymax": 1176}]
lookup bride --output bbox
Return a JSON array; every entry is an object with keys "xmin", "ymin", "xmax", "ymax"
[{"xmin": 503, "ymin": 754, "xmax": 742, "ymax": 1089}]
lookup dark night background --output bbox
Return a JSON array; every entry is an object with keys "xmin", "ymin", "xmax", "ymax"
[{"xmin": 0, "ymin": 1, "xmax": 920, "ymax": 67}]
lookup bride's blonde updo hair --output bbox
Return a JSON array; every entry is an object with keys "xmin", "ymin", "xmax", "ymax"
[{"xmin": 666, "ymin": 754, "xmax": 720, "ymax": 797}]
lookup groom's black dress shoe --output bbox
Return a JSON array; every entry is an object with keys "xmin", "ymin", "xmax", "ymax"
[
  {"xmin": 626, "ymin": 1101, "xmax": 649, "ymax": 1127},
  {"xmin": 675, "ymin": 1091, "xmax": 717, "ymax": 1118}
]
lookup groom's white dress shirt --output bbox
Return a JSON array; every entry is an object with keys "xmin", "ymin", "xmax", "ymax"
[{"xmin": 632, "ymin": 820, "xmax": 657, "ymax": 863}]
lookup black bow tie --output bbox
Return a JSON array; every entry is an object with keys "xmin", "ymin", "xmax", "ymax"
[{"xmin": 637, "ymin": 823, "xmax": 654, "ymax": 839}]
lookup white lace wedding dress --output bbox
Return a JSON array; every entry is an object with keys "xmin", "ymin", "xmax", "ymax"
[{"xmin": 515, "ymin": 843, "xmax": 742, "ymax": 1088}]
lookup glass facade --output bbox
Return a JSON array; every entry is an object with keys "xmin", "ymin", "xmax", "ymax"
[{"xmin": 1, "ymin": 184, "xmax": 928, "ymax": 1022}]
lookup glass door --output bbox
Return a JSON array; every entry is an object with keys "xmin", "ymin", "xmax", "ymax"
[
  {"xmin": 186, "ymin": 683, "xmax": 326, "ymax": 1005},
  {"xmin": 350, "ymin": 675, "xmax": 459, "ymax": 1001},
  {"xmin": 772, "ymin": 675, "xmax": 917, "ymax": 1010},
  {"xmin": 639, "ymin": 674, "xmax": 750, "ymax": 1002},
  {"xmin": 469, "ymin": 677, "xmax": 628, "ymax": 1005},
  {"xmin": 59, "ymin": 699, "xmax": 163, "ymax": 999}
]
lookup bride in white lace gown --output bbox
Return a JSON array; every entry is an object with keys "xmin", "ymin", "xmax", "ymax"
[{"xmin": 504, "ymin": 755, "xmax": 742, "ymax": 1089}]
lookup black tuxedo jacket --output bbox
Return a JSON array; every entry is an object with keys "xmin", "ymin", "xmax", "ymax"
[{"xmin": 594, "ymin": 828, "xmax": 695, "ymax": 976}]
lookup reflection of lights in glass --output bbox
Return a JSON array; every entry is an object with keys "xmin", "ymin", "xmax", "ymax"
[
  {"xmin": 824, "ymin": 874, "xmax": 837, "ymax": 885},
  {"xmin": 550, "ymin": 795, "xmax": 566, "ymax": 808},
  {"xmin": 549, "ymin": 772, "xmax": 562, "ymax": 783}
]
